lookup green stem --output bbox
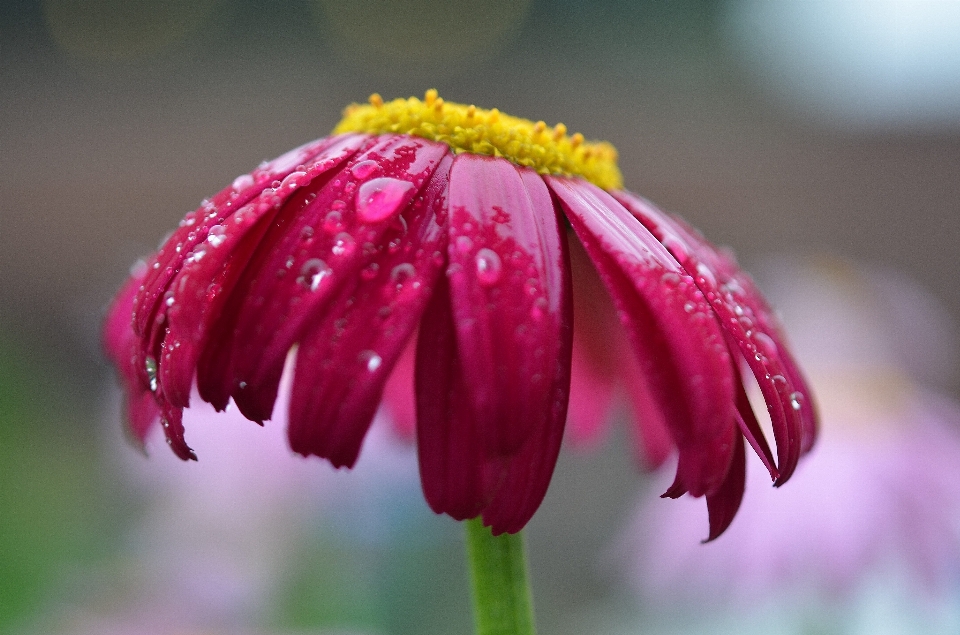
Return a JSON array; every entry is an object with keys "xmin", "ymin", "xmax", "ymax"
[{"xmin": 464, "ymin": 518, "xmax": 537, "ymax": 635}]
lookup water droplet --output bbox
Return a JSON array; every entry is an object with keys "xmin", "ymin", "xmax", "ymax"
[
  {"xmin": 185, "ymin": 245, "xmax": 208, "ymax": 264},
  {"xmin": 206, "ymin": 224, "xmax": 227, "ymax": 248},
  {"xmin": 475, "ymin": 248, "xmax": 502, "ymax": 286},
  {"xmin": 232, "ymin": 173, "xmax": 255, "ymax": 191},
  {"xmin": 683, "ymin": 301, "xmax": 696, "ymax": 313},
  {"xmin": 356, "ymin": 177, "xmax": 414, "ymax": 223},
  {"xmin": 696, "ymin": 262, "xmax": 717, "ymax": 287},
  {"xmin": 297, "ymin": 258, "xmax": 332, "ymax": 291},
  {"xmin": 300, "ymin": 225, "xmax": 314, "ymax": 240},
  {"xmin": 660, "ymin": 271, "xmax": 681, "ymax": 286},
  {"xmin": 331, "ymin": 199, "xmax": 346, "ymax": 211},
  {"xmin": 359, "ymin": 350, "xmax": 382, "ymax": 372},
  {"xmin": 331, "ymin": 232, "xmax": 356, "ymax": 257},
  {"xmin": 350, "ymin": 160, "xmax": 379, "ymax": 180},
  {"xmin": 530, "ymin": 297, "xmax": 549, "ymax": 320},
  {"xmin": 455, "ymin": 236, "xmax": 473, "ymax": 254},
  {"xmin": 753, "ymin": 332, "xmax": 778, "ymax": 358},
  {"xmin": 164, "ymin": 291, "xmax": 175, "ymax": 307},
  {"xmin": 771, "ymin": 374, "xmax": 787, "ymax": 386},
  {"xmin": 323, "ymin": 211, "xmax": 344, "ymax": 234},
  {"xmin": 361, "ymin": 262, "xmax": 380, "ymax": 280},
  {"xmin": 789, "ymin": 391, "xmax": 804, "ymax": 411},
  {"xmin": 390, "ymin": 263, "xmax": 416, "ymax": 289},
  {"xmin": 280, "ymin": 171, "xmax": 306, "ymax": 190},
  {"xmin": 145, "ymin": 356, "xmax": 158, "ymax": 392}
]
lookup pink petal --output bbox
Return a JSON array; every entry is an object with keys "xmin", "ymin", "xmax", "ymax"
[
  {"xmin": 613, "ymin": 191, "xmax": 816, "ymax": 483},
  {"xmin": 381, "ymin": 340, "xmax": 417, "ymax": 441},
  {"xmin": 416, "ymin": 278, "xmax": 503, "ymax": 520},
  {"xmin": 446, "ymin": 155, "xmax": 571, "ymax": 457},
  {"xmin": 286, "ymin": 155, "xmax": 452, "ymax": 467},
  {"xmin": 200, "ymin": 135, "xmax": 450, "ymax": 424},
  {"xmin": 103, "ymin": 268, "xmax": 159, "ymax": 446},
  {"xmin": 548, "ymin": 176, "xmax": 737, "ymax": 498},
  {"xmin": 703, "ymin": 431, "xmax": 747, "ymax": 542}
]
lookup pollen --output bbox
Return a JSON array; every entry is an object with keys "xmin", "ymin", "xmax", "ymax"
[{"xmin": 334, "ymin": 91, "xmax": 623, "ymax": 190}]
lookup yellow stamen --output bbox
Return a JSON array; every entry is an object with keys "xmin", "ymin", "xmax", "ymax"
[{"xmin": 333, "ymin": 90, "xmax": 623, "ymax": 190}]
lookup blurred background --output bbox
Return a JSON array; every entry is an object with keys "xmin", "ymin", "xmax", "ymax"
[{"xmin": 2, "ymin": 0, "xmax": 960, "ymax": 633}]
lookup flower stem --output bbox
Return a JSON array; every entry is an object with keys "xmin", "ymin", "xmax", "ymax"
[{"xmin": 464, "ymin": 518, "xmax": 537, "ymax": 635}]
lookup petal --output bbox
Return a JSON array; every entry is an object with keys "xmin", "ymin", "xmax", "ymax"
[
  {"xmin": 200, "ymin": 135, "xmax": 450, "ymax": 424},
  {"xmin": 548, "ymin": 176, "xmax": 737, "ymax": 498},
  {"xmin": 103, "ymin": 266, "xmax": 159, "ymax": 446},
  {"xmin": 416, "ymin": 277, "xmax": 503, "ymax": 520},
  {"xmin": 158, "ymin": 135, "xmax": 369, "ymax": 409},
  {"xmin": 703, "ymin": 430, "xmax": 747, "ymax": 542},
  {"xmin": 613, "ymin": 191, "xmax": 816, "ymax": 482},
  {"xmin": 287, "ymin": 155, "xmax": 452, "ymax": 467},
  {"xmin": 381, "ymin": 339, "xmax": 417, "ymax": 441},
  {"xmin": 446, "ymin": 155, "xmax": 571, "ymax": 457}
]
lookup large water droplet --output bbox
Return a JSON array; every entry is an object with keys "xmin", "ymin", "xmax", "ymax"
[
  {"xmin": 753, "ymin": 331, "xmax": 778, "ymax": 358},
  {"xmin": 356, "ymin": 178, "xmax": 414, "ymax": 223},
  {"xmin": 475, "ymin": 248, "xmax": 502, "ymax": 286},
  {"xmin": 361, "ymin": 262, "xmax": 380, "ymax": 280},
  {"xmin": 350, "ymin": 160, "xmax": 379, "ymax": 180},
  {"xmin": 297, "ymin": 258, "xmax": 332, "ymax": 291},
  {"xmin": 358, "ymin": 350, "xmax": 382, "ymax": 372},
  {"xmin": 455, "ymin": 235, "xmax": 473, "ymax": 254},
  {"xmin": 232, "ymin": 173, "xmax": 255, "ymax": 191},
  {"xmin": 206, "ymin": 224, "xmax": 227, "ymax": 248}
]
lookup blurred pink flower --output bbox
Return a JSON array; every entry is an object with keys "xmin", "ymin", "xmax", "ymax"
[
  {"xmin": 619, "ymin": 258, "xmax": 960, "ymax": 606},
  {"xmin": 103, "ymin": 92, "xmax": 815, "ymax": 538}
]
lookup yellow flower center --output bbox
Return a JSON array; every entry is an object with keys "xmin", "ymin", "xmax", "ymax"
[{"xmin": 333, "ymin": 90, "xmax": 623, "ymax": 190}]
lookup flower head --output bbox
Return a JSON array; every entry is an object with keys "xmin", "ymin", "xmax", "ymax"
[{"xmin": 104, "ymin": 91, "xmax": 817, "ymax": 538}]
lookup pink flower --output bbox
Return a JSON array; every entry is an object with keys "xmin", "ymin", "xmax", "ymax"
[{"xmin": 103, "ymin": 92, "xmax": 816, "ymax": 538}]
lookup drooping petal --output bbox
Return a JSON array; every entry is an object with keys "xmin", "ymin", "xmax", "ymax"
[
  {"xmin": 548, "ymin": 176, "xmax": 737, "ymax": 498},
  {"xmin": 416, "ymin": 277, "xmax": 503, "ymax": 520},
  {"xmin": 613, "ymin": 191, "xmax": 816, "ymax": 483},
  {"xmin": 381, "ymin": 339, "xmax": 417, "ymax": 440},
  {"xmin": 199, "ymin": 135, "xmax": 450, "ymax": 424},
  {"xmin": 704, "ymin": 430, "xmax": 747, "ymax": 542},
  {"xmin": 157, "ymin": 135, "xmax": 369, "ymax": 409},
  {"xmin": 103, "ymin": 266, "xmax": 158, "ymax": 446},
  {"xmin": 446, "ymin": 155, "xmax": 571, "ymax": 457},
  {"xmin": 287, "ymin": 155, "xmax": 452, "ymax": 467}
]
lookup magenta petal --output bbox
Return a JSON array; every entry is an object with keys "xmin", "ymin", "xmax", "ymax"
[
  {"xmin": 218, "ymin": 135, "xmax": 450, "ymax": 424},
  {"xmin": 565, "ymin": 337, "xmax": 617, "ymax": 447},
  {"xmin": 287, "ymin": 155, "xmax": 452, "ymax": 467},
  {"xmin": 416, "ymin": 277, "xmax": 502, "ymax": 520},
  {"xmin": 103, "ymin": 268, "xmax": 159, "ymax": 446},
  {"xmin": 446, "ymin": 155, "xmax": 571, "ymax": 456},
  {"xmin": 548, "ymin": 176, "xmax": 737, "ymax": 498},
  {"xmin": 157, "ymin": 397, "xmax": 196, "ymax": 461},
  {"xmin": 704, "ymin": 431, "xmax": 746, "ymax": 542},
  {"xmin": 613, "ymin": 190, "xmax": 816, "ymax": 483}
]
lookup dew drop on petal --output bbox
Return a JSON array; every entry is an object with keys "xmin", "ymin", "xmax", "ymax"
[
  {"xmin": 324, "ymin": 211, "xmax": 344, "ymax": 234},
  {"xmin": 356, "ymin": 178, "xmax": 414, "ymax": 223},
  {"xmin": 390, "ymin": 262, "xmax": 417, "ymax": 289},
  {"xmin": 350, "ymin": 160, "xmax": 379, "ymax": 180},
  {"xmin": 753, "ymin": 331, "xmax": 778, "ymax": 358},
  {"xmin": 358, "ymin": 350, "xmax": 382, "ymax": 372},
  {"xmin": 455, "ymin": 236, "xmax": 473, "ymax": 254},
  {"xmin": 475, "ymin": 248, "xmax": 502, "ymax": 286},
  {"xmin": 331, "ymin": 232, "xmax": 356, "ymax": 257},
  {"xmin": 789, "ymin": 391, "xmax": 804, "ymax": 411},
  {"xmin": 232, "ymin": 173, "xmax": 255, "ymax": 191},
  {"xmin": 297, "ymin": 258, "xmax": 332, "ymax": 291},
  {"xmin": 206, "ymin": 225, "xmax": 227, "ymax": 248},
  {"xmin": 361, "ymin": 262, "xmax": 380, "ymax": 280},
  {"xmin": 145, "ymin": 356, "xmax": 159, "ymax": 392}
]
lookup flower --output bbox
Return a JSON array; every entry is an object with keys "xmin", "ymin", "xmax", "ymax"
[{"xmin": 104, "ymin": 91, "xmax": 817, "ymax": 538}]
